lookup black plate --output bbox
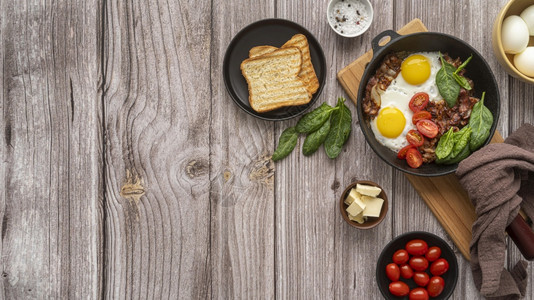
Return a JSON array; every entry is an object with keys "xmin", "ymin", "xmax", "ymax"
[
  {"xmin": 376, "ymin": 231, "xmax": 459, "ymax": 299},
  {"xmin": 223, "ymin": 19, "xmax": 326, "ymax": 121}
]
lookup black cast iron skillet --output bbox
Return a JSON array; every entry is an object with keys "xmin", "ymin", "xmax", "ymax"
[{"xmin": 357, "ymin": 30, "xmax": 500, "ymax": 177}]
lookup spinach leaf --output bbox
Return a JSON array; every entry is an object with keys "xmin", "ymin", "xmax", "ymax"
[
  {"xmin": 435, "ymin": 128, "xmax": 455, "ymax": 159},
  {"xmin": 295, "ymin": 103, "xmax": 336, "ymax": 134},
  {"xmin": 272, "ymin": 127, "xmax": 299, "ymax": 162},
  {"xmin": 436, "ymin": 52, "xmax": 461, "ymax": 107},
  {"xmin": 324, "ymin": 97, "xmax": 352, "ymax": 159},
  {"xmin": 436, "ymin": 126, "xmax": 472, "ymax": 165},
  {"xmin": 437, "ymin": 143, "xmax": 471, "ymax": 165},
  {"xmin": 452, "ymin": 72, "xmax": 472, "ymax": 90},
  {"xmin": 302, "ymin": 117, "xmax": 331, "ymax": 156},
  {"xmin": 454, "ymin": 54, "xmax": 472, "ymax": 74},
  {"xmin": 451, "ymin": 126, "xmax": 472, "ymax": 157},
  {"xmin": 469, "ymin": 92, "xmax": 493, "ymax": 151}
]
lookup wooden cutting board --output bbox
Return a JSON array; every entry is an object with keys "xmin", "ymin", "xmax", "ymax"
[{"xmin": 337, "ymin": 18, "xmax": 504, "ymax": 260}]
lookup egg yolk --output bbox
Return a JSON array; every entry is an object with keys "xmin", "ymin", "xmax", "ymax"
[
  {"xmin": 401, "ymin": 54, "xmax": 431, "ymax": 85},
  {"xmin": 376, "ymin": 107, "xmax": 406, "ymax": 138}
]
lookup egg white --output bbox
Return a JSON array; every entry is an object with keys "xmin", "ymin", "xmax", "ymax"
[{"xmin": 371, "ymin": 52, "xmax": 441, "ymax": 152}]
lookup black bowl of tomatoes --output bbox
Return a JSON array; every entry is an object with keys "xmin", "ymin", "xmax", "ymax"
[{"xmin": 376, "ymin": 231, "xmax": 459, "ymax": 300}]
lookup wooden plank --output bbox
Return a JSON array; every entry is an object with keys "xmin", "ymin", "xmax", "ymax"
[
  {"xmin": 209, "ymin": 1, "xmax": 277, "ymax": 299},
  {"xmin": 102, "ymin": 1, "xmax": 211, "ymax": 298},
  {"xmin": 274, "ymin": 3, "xmax": 337, "ymax": 299},
  {"xmin": 0, "ymin": 0, "xmax": 103, "ymax": 298}
]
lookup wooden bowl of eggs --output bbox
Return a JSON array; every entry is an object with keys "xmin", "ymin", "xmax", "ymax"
[{"xmin": 492, "ymin": 0, "xmax": 534, "ymax": 84}]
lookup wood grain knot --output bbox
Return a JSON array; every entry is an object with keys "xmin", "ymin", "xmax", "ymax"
[
  {"xmin": 331, "ymin": 179, "xmax": 340, "ymax": 191},
  {"xmin": 249, "ymin": 154, "xmax": 274, "ymax": 187},
  {"xmin": 186, "ymin": 159, "xmax": 208, "ymax": 179},
  {"xmin": 120, "ymin": 170, "xmax": 145, "ymax": 203}
]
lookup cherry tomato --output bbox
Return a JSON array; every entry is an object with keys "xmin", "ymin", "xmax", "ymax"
[
  {"xmin": 412, "ymin": 110, "xmax": 432, "ymax": 125},
  {"xmin": 416, "ymin": 119, "xmax": 439, "ymax": 138},
  {"xmin": 430, "ymin": 258, "xmax": 450, "ymax": 276},
  {"xmin": 409, "ymin": 287, "xmax": 429, "ymax": 300},
  {"xmin": 409, "ymin": 92, "xmax": 430, "ymax": 112},
  {"xmin": 427, "ymin": 276, "xmax": 445, "ymax": 297},
  {"xmin": 406, "ymin": 148, "xmax": 423, "ymax": 168},
  {"xmin": 413, "ymin": 271, "xmax": 430, "ymax": 287},
  {"xmin": 406, "ymin": 130, "xmax": 425, "ymax": 147},
  {"xmin": 406, "ymin": 239, "xmax": 428, "ymax": 256},
  {"xmin": 386, "ymin": 263, "xmax": 400, "ymax": 281},
  {"xmin": 392, "ymin": 249, "xmax": 410, "ymax": 265},
  {"xmin": 409, "ymin": 256, "xmax": 429, "ymax": 271},
  {"xmin": 397, "ymin": 145, "xmax": 415, "ymax": 160},
  {"xmin": 425, "ymin": 246, "xmax": 442, "ymax": 262},
  {"xmin": 389, "ymin": 281, "xmax": 410, "ymax": 297},
  {"xmin": 400, "ymin": 263, "xmax": 414, "ymax": 279}
]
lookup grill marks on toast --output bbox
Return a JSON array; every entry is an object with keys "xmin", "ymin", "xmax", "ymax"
[
  {"xmin": 240, "ymin": 47, "xmax": 311, "ymax": 113},
  {"xmin": 248, "ymin": 34, "xmax": 320, "ymax": 94},
  {"xmin": 282, "ymin": 34, "xmax": 320, "ymax": 94}
]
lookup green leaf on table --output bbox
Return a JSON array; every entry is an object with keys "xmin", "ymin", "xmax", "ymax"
[
  {"xmin": 295, "ymin": 102, "xmax": 336, "ymax": 134},
  {"xmin": 324, "ymin": 97, "xmax": 352, "ymax": 159},
  {"xmin": 302, "ymin": 117, "xmax": 331, "ymax": 156},
  {"xmin": 272, "ymin": 127, "xmax": 299, "ymax": 162}
]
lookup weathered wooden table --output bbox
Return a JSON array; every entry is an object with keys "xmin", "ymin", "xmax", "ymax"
[{"xmin": 2, "ymin": 0, "xmax": 534, "ymax": 298}]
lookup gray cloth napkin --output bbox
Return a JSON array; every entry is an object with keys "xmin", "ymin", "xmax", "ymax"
[{"xmin": 457, "ymin": 123, "xmax": 534, "ymax": 299}]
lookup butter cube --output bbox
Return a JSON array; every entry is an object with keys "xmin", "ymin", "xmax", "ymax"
[
  {"xmin": 349, "ymin": 212, "xmax": 366, "ymax": 224},
  {"xmin": 344, "ymin": 188, "xmax": 361, "ymax": 205},
  {"xmin": 346, "ymin": 196, "xmax": 366, "ymax": 217},
  {"xmin": 356, "ymin": 184, "xmax": 382, "ymax": 197},
  {"xmin": 362, "ymin": 196, "xmax": 384, "ymax": 218}
]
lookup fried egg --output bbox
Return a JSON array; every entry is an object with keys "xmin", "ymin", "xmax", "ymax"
[{"xmin": 371, "ymin": 52, "xmax": 442, "ymax": 152}]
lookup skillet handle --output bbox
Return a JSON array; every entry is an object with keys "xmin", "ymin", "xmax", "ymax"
[
  {"xmin": 506, "ymin": 214, "xmax": 534, "ymax": 260},
  {"xmin": 371, "ymin": 30, "xmax": 402, "ymax": 53}
]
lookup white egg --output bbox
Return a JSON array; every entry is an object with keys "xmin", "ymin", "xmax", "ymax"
[
  {"xmin": 502, "ymin": 15, "xmax": 530, "ymax": 54},
  {"xmin": 370, "ymin": 52, "xmax": 441, "ymax": 152},
  {"xmin": 520, "ymin": 5, "xmax": 534, "ymax": 36},
  {"xmin": 514, "ymin": 47, "xmax": 534, "ymax": 77}
]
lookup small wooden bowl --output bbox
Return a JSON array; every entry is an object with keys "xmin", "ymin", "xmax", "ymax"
[
  {"xmin": 339, "ymin": 180, "xmax": 388, "ymax": 229},
  {"xmin": 492, "ymin": 0, "xmax": 534, "ymax": 84}
]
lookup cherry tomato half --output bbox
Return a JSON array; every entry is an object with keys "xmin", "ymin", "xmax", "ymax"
[
  {"xmin": 400, "ymin": 263, "xmax": 414, "ymax": 279},
  {"xmin": 409, "ymin": 287, "xmax": 429, "ymax": 300},
  {"xmin": 392, "ymin": 249, "xmax": 410, "ymax": 265},
  {"xmin": 427, "ymin": 276, "xmax": 445, "ymax": 297},
  {"xmin": 397, "ymin": 145, "xmax": 415, "ymax": 160},
  {"xmin": 413, "ymin": 271, "xmax": 430, "ymax": 287},
  {"xmin": 425, "ymin": 246, "xmax": 442, "ymax": 262},
  {"xmin": 409, "ymin": 256, "xmax": 429, "ymax": 271},
  {"xmin": 389, "ymin": 281, "xmax": 410, "ymax": 297},
  {"xmin": 406, "ymin": 130, "xmax": 425, "ymax": 147},
  {"xmin": 430, "ymin": 258, "xmax": 450, "ymax": 276},
  {"xmin": 386, "ymin": 263, "xmax": 400, "ymax": 281},
  {"xmin": 416, "ymin": 119, "xmax": 439, "ymax": 138},
  {"xmin": 406, "ymin": 239, "xmax": 429, "ymax": 256},
  {"xmin": 409, "ymin": 92, "xmax": 430, "ymax": 112},
  {"xmin": 412, "ymin": 110, "xmax": 432, "ymax": 125},
  {"xmin": 406, "ymin": 148, "xmax": 423, "ymax": 169}
]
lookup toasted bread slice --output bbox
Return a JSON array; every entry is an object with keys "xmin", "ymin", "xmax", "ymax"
[
  {"xmin": 281, "ymin": 34, "xmax": 320, "ymax": 94},
  {"xmin": 249, "ymin": 45, "xmax": 278, "ymax": 58},
  {"xmin": 248, "ymin": 35, "xmax": 320, "ymax": 94},
  {"xmin": 241, "ymin": 47, "xmax": 311, "ymax": 113}
]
